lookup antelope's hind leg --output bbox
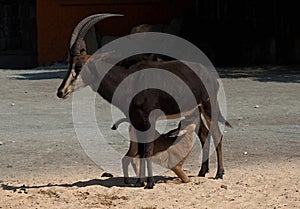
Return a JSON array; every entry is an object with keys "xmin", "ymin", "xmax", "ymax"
[
  {"xmin": 198, "ymin": 123, "xmax": 210, "ymax": 177},
  {"xmin": 213, "ymin": 134, "xmax": 224, "ymax": 179},
  {"xmin": 211, "ymin": 121, "xmax": 225, "ymax": 179}
]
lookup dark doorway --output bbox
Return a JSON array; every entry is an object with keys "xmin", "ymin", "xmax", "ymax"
[{"xmin": 0, "ymin": 0, "xmax": 37, "ymax": 69}]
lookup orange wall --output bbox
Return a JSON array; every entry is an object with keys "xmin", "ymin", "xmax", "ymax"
[{"xmin": 36, "ymin": 0, "xmax": 193, "ymax": 65}]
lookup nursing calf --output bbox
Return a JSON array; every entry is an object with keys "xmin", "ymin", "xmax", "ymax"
[{"xmin": 113, "ymin": 115, "xmax": 201, "ymax": 184}]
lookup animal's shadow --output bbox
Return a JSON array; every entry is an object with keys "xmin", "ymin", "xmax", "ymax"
[{"xmin": 1, "ymin": 176, "xmax": 183, "ymax": 192}]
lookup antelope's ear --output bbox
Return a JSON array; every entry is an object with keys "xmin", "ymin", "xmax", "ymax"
[{"xmin": 80, "ymin": 50, "xmax": 87, "ymax": 56}]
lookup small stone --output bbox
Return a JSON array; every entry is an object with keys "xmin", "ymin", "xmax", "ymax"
[
  {"xmin": 0, "ymin": 141, "xmax": 3, "ymax": 145},
  {"xmin": 11, "ymin": 103, "xmax": 15, "ymax": 107},
  {"xmin": 101, "ymin": 172, "xmax": 113, "ymax": 178},
  {"xmin": 244, "ymin": 152, "xmax": 248, "ymax": 155},
  {"xmin": 221, "ymin": 185, "xmax": 228, "ymax": 190},
  {"xmin": 254, "ymin": 105, "xmax": 259, "ymax": 108}
]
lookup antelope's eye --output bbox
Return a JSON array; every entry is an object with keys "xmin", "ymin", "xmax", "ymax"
[{"xmin": 75, "ymin": 62, "xmax": 82, "ymax": 73}]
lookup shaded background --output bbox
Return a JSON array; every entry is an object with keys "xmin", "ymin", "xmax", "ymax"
[{"xmin": 0, "ymin": 0, "xmax": 299, "ymax": 68}]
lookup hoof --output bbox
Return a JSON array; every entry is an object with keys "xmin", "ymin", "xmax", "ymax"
[
  {"xmin": 144, "ymin": 182, "xmax": 155, "ymax": 189},
  {"xmin": 124, "ymin": 177, "xmax": 130, "ymax": 184},
  {"xmin": 144, "ymin": 177, "xmax": 155, "ymax": 189},
  {"xmin": 214, "ymin": 169, "xmax": 224, "ymax": 179},
  {"xmin": 134, "ymin": 181, "xmax": 145, "ymax": 187},
  {"xmin": 198, "ymin": 168, "xmax": 209, "ymax": 177}
]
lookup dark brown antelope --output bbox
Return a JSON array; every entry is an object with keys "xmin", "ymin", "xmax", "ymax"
[{"xmin": 57, "ymin": 13, "xmax": 230, "ymax": 189}]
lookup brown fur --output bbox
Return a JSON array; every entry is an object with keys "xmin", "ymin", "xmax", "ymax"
[
  {"xmin": 119, "ymin": 116, "xmax": 199, "ymax": 184},
  {"xmin": 57, "ymin": 14, "xmax": 231, "ymax": 189}
]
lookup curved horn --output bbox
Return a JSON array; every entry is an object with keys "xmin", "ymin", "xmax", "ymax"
[
  {"xmin": 70, "ymin": 14, "xmax": 103, "ymax": 48},
  {"xmin": 71, "ymin": 13, "xmax": 123, "ymax": 54}
]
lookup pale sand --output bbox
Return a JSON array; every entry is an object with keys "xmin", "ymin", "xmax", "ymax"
[{"xmin": 1, "ymin": 160, "xmax": 299, "ymax": 209}]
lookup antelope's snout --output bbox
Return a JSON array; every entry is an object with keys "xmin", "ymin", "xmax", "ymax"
[
  {"xmin": 56, "ymin": 90, "xmax": 64, "ymax": 98},
  {"xmin": 56, "ymin": 86, "xmax": 73, "ymax": 99},
  {"xmin": 56, "ymin": 80, "xmax": 75, "ymax": 99}
]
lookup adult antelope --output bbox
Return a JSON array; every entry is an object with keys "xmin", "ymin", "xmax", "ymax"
[{"xmin": 57, "ymin": 13, "xmax": 230, "ymax": 189}]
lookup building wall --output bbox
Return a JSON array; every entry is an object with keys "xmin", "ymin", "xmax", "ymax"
[
  {"xmin": 0, "ymin": 0, "xmax": 37, "ymax": 68},
  {"xmin": 185, "ymin": 0, "xmax": 300, "ymax": 66},
  {"xmin": 2, "ymin": 0, "xmax": 297, "ymax": 67},
  {"xmin": 36, "ymin": 0, "xmax": 192, "ymax": 65}
]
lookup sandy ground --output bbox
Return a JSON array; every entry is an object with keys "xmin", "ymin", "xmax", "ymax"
[{"xmin": 0, "ymin": 66, "xmax": 299, "ymax": 208}]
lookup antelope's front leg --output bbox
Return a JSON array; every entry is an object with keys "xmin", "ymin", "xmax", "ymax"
[
  {"xmin": 144, "ymin": 141, "xmax": 155, "ymax": 189},
  {"xmin": 123, "ymin": 126, "xmax": 140, "ymax": 184},
  {"xmin": 134, "ymin": 131, "xmax": 146, "ymax": 187},
  {"xmin": 135, "ymin": 127, "xmax": 155, "ymax": 189},
  {"xmin": 135, "ymin": 157, "xmax": 146, "ymax": 187}
]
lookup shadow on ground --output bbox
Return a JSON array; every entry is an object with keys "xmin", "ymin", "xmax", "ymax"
[
  {"xmin": 7, "ymin": 65, "xmax": 300, "ymax": 83},
  {"xmin": 218, "ymin": 65, "xmax": 300, "ymax": 83},
  {"xmin": 12, "ymin": 69, "xmax": 67, "ymax": 80},
  {"xmin": 1, "ymin": 176, "xmax": 180, "ymax": 191}
]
